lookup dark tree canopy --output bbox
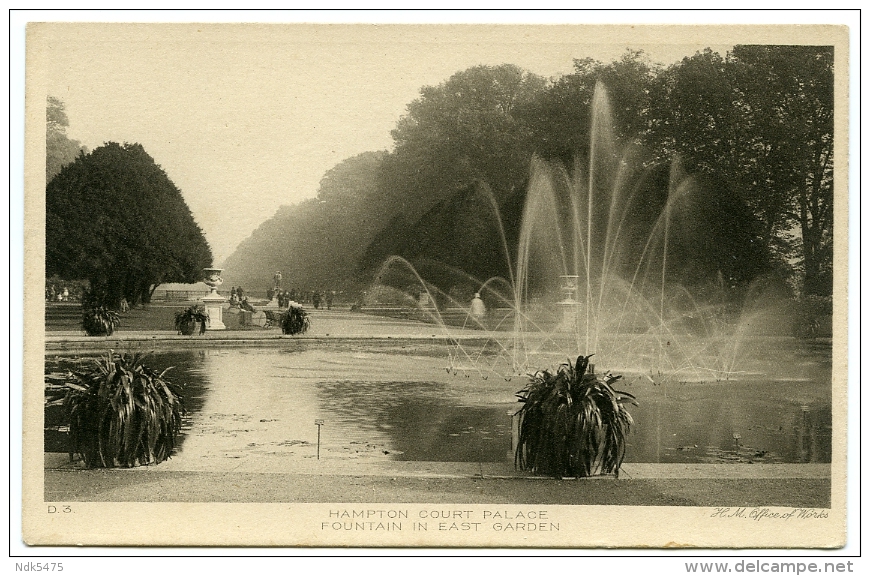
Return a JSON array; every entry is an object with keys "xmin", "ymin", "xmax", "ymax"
[
  {"xmin": 373, "ymin": 64, "xmax": 547, "ymax": 223},
  {"xmin": 730, "ymin": 45, "xmax": 834, "ymax": 296},
  {"xmin": 225, "ymin": 46, "xmax": 835, "ymax": 301},
  {"xmin": 645, "ymin": 45, "xmax": 834, "ymax": 295},
  {"xmin": 515, "ymin": 50, "xmax": 656, "ymax": 168},
  {"xmin": 46, "ymin": 142, "xmax": 212, "ymax": 306}
]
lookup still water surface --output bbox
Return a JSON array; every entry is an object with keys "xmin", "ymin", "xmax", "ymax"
[{"xmin": 48, "ymin": 340, "xmax": 831, "ymax": 465}]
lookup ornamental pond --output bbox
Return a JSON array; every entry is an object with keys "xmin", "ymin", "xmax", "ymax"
[{"xmin": 46, "ymin": 336, "xmax": 831, "ymax": 468}]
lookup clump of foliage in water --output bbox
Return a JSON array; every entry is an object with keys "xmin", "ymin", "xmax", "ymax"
[
  {"xmin": 515, "ymin": 354, "xmax": 637, "ymax": 478},
  {"xmin": 61, "ymin": 352, "xmax": 185, "ymax": 468}
]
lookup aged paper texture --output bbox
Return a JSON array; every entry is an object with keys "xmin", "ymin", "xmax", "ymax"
[{"xmin": 23, "ymin": 22, "xmax": 849, "ymax": 548}]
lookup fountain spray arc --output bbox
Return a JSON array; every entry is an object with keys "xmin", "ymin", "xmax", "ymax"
[
  {"xmin": 509, "ymin": 81, "xmax": 698, "ymax": 375},
  {"xmin": 372, "ymin": 81, "xmax": 751, "ymax": 380}
]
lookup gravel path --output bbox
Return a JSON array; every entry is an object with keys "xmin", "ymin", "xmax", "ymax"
[{"xmin": 45, "ymin": 469, "xmax": 830, "ymax": 507}]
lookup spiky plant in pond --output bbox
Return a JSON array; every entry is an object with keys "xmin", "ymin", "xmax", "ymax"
[
  {"xmin": 281, "ymin": 303, "xmax": 310, "ymax": 335},
  {"xmin": 63, "ymin": 352, "xmax": 185, "ymax": 468},
  {"xmin": 515, "ymin": 354, "xmax": 637, "ymax": 478}
]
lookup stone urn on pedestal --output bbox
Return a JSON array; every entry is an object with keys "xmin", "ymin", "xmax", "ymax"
[
  {"xmin": 557, "ymin": 274, "xmax": 580, "ymax": 333},
  {"xmin": 201, "ymin": 268, "xmax": 227, "ymax": 330}
]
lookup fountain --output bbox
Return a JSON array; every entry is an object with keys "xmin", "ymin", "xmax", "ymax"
[
  {"xmin": 344, "ymin": 80, "xmax": 831, "ymax": 469},
  {"xmin": 369, "ymin": 81, "xmax": 786, "ymax": 383},
  {"xmin": 43, "ymin": 85, "xmax": 833, "ymax": 477}
]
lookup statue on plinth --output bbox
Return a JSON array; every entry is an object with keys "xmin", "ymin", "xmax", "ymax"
[{"xmin": 266, "ymin": 271, "xmax": 283, "ymax": 308}]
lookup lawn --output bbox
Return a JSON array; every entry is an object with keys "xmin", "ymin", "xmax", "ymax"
[{"xmin": 45, "ymin": 301, "xmax": 194, "ymax": 332}]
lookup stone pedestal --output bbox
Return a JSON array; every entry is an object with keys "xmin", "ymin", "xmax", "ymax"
[
  {"xmin": 202, "ymin": 267, "xmax": 227, "ymax": 330},
  {"xmin": 202, "ymin": 292, "xmax": 227, "ymax": 330},
  {"xmin": 556, "ymin": 275, "xmax": 580, "ymax": 333},
  {"xmin": 557, "ymin": 300, "xmax": 579, "ymax": 332}
]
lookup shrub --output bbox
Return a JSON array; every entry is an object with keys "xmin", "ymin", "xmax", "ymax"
[
  {"xmin": 62, "ymin": 352, "xmax": 185, "ymax": 468},
  {"xmin": 794, "ymin": 294, "xmax": 833, "ymax": 338},
  {"xmin": 281, "ymin": 304, "xmax": 310, "ymax": 335},
  {"xmin": 82, "ymin": 305, "xmax": 120, "ymax": 336},
  {"xmin": 515, "ymin": 354, "xmax": 637, "ymax": 478},
  {"xmin": 174, "ymin": 305, "xmax": 209, "ymax": 335}
]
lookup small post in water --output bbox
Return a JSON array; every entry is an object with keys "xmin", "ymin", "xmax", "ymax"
[{"xmin": 315, "ymin": 419, "xmax": 324, "ymax": 460}]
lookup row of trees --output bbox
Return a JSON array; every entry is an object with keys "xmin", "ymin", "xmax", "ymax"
[
  {"xmin": 227, "ymin": 45, "xmax": 834, "ymax": 300},
  {"xmin": 46, "ymin": 133, "xmax": 212, "ymax": 307},
  {"xmin": 223, "ymin": 151, "xmax": 386, "ymax": 291}
]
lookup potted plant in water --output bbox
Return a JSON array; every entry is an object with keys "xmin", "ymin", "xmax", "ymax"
[
  {"xmin": 62, "ymin": 352, "xmax": 185, "ymax": 468},
  {"xmin": 515, "ymin": 354, "xmax": 637, "ymax": 478},
  {"xmin": 281, "ymin": 302, "xmax": 310, "ymax": 335},
  {"xmin": 174, "ymin": 305, "xmax": 209, "ymax": 335}
]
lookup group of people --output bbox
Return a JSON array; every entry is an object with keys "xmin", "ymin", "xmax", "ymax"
[
  {"xmin": 270, "ymin": 272, "xmax": 335, "ymax": 310},
  {"xmin": 225, "ymin": 272, "xmax": 339, "ymax": 311},
  {"xmin": 311, "ymin": 290, "xmax": 334, "ymax": 310},
  {"xmin": 267, "ymin": 288, "xmax": 333, "ymax": 309},
  {"xmin": 47, "ymin": 279, "xmax": 91, "ymax": 303},
  {"xmin": 272, "ymin": 290, "xmax": 297, "ymax": 308},
  {"xmin": 45, "ymin": 285, "xmax": 71, "ymax": 302},
  {"xmin": 229, "ymin": 286, "xmax": 255, "ymax": 312}
]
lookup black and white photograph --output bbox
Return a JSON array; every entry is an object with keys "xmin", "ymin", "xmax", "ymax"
[{"xmin": 20, "ymin": 18, "xmax": 850, "ymax": 549}]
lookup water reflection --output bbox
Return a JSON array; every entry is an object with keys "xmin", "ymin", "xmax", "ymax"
[
  {"xmin": 315, "ymin": 380, "xmax": 513, "ymax": 462},
  {"xmin": 45, "ymin": 342, "xmax": 832, "ymax": 465},
  {"xmin": 626, "ymin": 379, "xmax": 831, "ymax": 463}
]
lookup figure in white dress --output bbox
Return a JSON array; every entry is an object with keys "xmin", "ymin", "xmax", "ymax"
[{"xmin": 470, "ymin": 292, "xmax": 486, "ymax": 318}]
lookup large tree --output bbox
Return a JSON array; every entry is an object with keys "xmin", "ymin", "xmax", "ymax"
[
  {"xmin": 730, "ymin": 45, "xmax": 834, "ymax": 297},
  {"xmin": 46, "ymin": 96, "xmax": 87, "ymax": 182},
  {"xmin": 646, "ymin": 46, "xmax": 834, "ymax": 296},
  {"xmin": 517, "ymin": 49, "xmax": 657, "ymax": 166},
  {"xmin": 46, "ymin": 142, "xmax": 212, "ymax": 306},
  {"xmin": 372, "ymin": 64, "xmax": 547, "ymax": 223}
]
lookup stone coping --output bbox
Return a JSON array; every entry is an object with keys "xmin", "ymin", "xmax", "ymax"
[
  {"xmin": 43, "ymin": 453, "xmax": 829, "ymax": 480},
  {"xmin": 43, "ymin": 328, "xmax": 516, "ymax": 352}
]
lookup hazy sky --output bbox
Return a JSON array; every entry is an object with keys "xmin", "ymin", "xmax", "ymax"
[{"xmin": 37, "ymin": 23, "xmax": 735, "ymax": 265}]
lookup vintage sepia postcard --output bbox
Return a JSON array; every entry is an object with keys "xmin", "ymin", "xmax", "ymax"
[{"xmin": 22, "ymin": 21, "xmax": 850, "ymax": 548}]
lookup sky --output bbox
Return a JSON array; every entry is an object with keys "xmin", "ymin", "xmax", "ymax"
[{"xmin": 32, "ymin": 23, "xmax": 742, "ymax": 265}]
